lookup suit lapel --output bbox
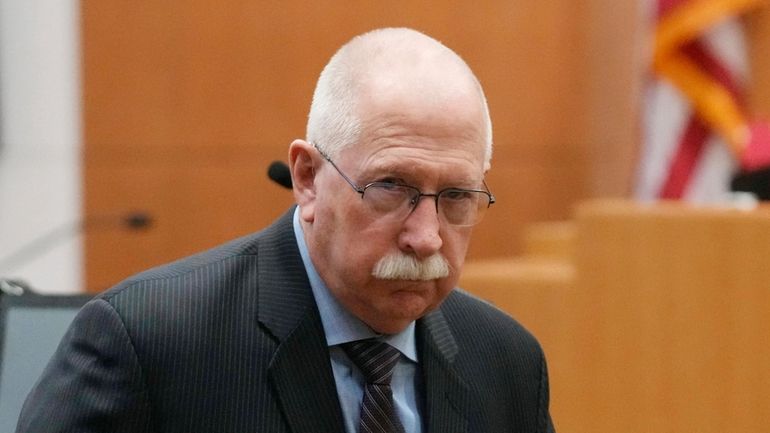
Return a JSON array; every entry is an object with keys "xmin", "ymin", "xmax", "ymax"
[
  {"xmin": 268, "ymin": 311, "xmax": 345, "ymax": 433},
  {"xmin": 256, "ymin": 209, "xmax": 346, "ymax": 433},
  {"xmin": 418, "ymin": 305, "xmax": 476, "ymax": 433}
]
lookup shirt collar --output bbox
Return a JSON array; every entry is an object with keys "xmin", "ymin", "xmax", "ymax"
[{"xmin": 292, "ymin": 207, "xmax": 417, "ymax": 362}]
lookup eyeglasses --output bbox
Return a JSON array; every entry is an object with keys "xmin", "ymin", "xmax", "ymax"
[{"xmin": 314, "ymin": 144, "xmax": 495, "ymax": 227}]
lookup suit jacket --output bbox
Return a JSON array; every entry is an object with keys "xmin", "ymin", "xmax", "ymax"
[{"xmin": 17, "ymin": 208, "xmax": 554, "ymax": 433}]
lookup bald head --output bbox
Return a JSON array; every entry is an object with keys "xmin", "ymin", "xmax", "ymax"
[{"xmin": 306, "ymin": 28, "xmax": 493, "ymax": 168}]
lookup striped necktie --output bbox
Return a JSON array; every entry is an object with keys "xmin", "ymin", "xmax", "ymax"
[{"xmin": 342, "ymin": 339, "xmax": 405, "ymax": 433}]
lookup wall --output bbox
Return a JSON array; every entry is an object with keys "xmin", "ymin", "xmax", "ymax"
[{"xmin": 82, "ymin": 0, "xmax": 645, "ymax": 291}]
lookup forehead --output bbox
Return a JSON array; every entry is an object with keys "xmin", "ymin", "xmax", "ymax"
[
  {"xmin": 340, "ymin": 134, "xmax": 486, "ymax": 188},
  {"xmin": 336, "ymin": 62, "xmax": 489, "ymax": 183}
]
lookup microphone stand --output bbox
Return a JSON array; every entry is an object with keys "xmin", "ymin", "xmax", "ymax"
[{"xmin": 0, "ymin": 212, "xmax": 152, "ymax": 294}]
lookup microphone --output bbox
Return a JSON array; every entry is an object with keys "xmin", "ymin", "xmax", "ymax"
[
  {"xmin": 119, "ymin": 212, "xmax": 153, "ymax": 229},
  {"xmin": 731, "ymin": 167, "xmax": 770, "ymax": 200},
  {"xmin": 268, "ymin": 161, "xmax": 293, "ymax": 189},
  {"xmin": 0, "ymin": 211, "xmax": 154, "ymax": 276}
]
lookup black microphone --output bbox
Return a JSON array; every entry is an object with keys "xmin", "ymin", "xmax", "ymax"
[
  {"xmin": 268, "ymin": 161, "xmax": 293, "ymax": 189},
  {"xmin": 0, "ymin": 211, "xmax": 154, "ymax": 275},
  {"xmin": 731, "ymin": 167, "xmax": 770, "ymax": 200},
  {"xmin": 119, "ymin": 212, "xmax": 153, "ymax": 229}
]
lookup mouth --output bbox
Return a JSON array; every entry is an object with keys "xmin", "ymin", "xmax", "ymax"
[
  {"xmin": 375, "ymin": 274, "xmax": 441, "ymax": 282},
  {"xmin": 380, "ymin": 279, "xmax": 438, "ymax": 292}
]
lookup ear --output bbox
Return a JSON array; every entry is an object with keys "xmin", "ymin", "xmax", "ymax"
[{"xmin": 288, "ymin": 139, "xmax": 319, "ymax": 223}]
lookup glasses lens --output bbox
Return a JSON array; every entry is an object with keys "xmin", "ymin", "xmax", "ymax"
[
  {"xmin": 439, "ymin": 190, "xmax": 491, "ymax": 226},
  {"xmin": 362, "ymin": 183, "xmax": 492, "ymax": 226},
  {"xmin": 362, "ymin": 183, "xmax": 418, "ymax": 216}
]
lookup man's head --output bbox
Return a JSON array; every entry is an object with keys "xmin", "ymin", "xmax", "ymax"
[{"xmin": 289, "ymin": 28, "xmax": 493, "ymax": 334}]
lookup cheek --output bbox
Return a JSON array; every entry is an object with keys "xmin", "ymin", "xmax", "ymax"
[
  {"xmin": 340, "ymin": 222, "xmax": 398, "ymax": 265},
  {"xmin": 326, "ymin": 207, "xmax": 396, "ymax": 273},
  {"xmin": 441, "ymin": 227, "xmax": 473, "ymax": 267}
]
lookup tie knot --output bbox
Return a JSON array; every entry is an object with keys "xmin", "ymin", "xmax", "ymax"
[{"xmin": 341, "ymin": 339, "xmax": 401, "ymax": 385}]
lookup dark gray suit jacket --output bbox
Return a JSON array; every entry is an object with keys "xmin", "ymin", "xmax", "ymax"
[{"xmin": 17, "ymin": 208, "xmax": 554, "ymax": 433}]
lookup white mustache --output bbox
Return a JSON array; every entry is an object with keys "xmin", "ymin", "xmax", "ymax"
[{"xmin": 371, "ymin": 252, "xmax": 450, "ymax": 281}]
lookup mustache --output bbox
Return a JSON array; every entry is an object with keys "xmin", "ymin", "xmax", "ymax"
[{"xmin": 371, "ymin": 252, "xmax": 450, "ymax": 281}]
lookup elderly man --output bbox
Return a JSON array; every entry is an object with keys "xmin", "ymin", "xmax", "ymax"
[{"xmin": 17, "ymin": 28, "xmax": 554, "ymax": 433}]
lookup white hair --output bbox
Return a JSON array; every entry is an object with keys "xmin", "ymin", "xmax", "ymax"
[
  {"xmin": 372, "ymin": 251, "xmax": 450, "ymax": 281},
  {"xmin": 306, "ymin": 28, "xmax": 493, "ymax": 166}
]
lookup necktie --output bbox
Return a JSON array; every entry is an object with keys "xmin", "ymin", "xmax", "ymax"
[{"xmin": 342, "ymin": 339, "xmax": 405, "ymax": 433}]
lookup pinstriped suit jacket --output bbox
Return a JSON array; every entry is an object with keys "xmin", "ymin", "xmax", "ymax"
[{"xmin": 16, "ymin": 208, "xmax": 554, "ymax": 433}]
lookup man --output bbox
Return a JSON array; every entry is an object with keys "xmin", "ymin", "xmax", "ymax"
[{"xmin": 17, "ymin": 28, "xmax": 554, "ymax": 433}]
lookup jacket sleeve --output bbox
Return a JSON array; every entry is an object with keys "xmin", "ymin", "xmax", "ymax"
[{"xmin": 16, "ymin": 298, "xmax": 152, "ymax": 433}]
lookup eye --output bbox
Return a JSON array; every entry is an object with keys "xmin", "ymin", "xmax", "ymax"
[
  {"xmin": 371, "ymin": 178, "xmax": 407, "ymax": 190},
  {"xmin": 376, "ymin": 177, "xmax": 403, "ymax": 184},
  {"xmin": 442, "ymin": 189, "xmax": 473, "ymax": 201}
]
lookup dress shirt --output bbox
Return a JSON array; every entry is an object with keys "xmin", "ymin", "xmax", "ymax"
[{"xmin": 293, "ymin": 208, "xmax": 423, "ymax": 433}]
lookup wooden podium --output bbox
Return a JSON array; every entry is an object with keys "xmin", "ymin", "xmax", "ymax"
[{"xmin": 460, "ymin": 200, "xmax": 770, "ymax": 433}]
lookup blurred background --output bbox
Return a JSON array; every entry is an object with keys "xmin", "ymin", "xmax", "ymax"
[{"xmin": 2, "ymin": 1, "xmax": 770, "ymax": 432}]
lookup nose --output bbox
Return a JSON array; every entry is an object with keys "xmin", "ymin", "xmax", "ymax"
[{"xmin": 397, "ymin": 195, "xmax": 443, "ymax": 258}]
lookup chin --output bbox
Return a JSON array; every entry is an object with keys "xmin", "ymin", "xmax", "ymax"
[
  {"xmin": 380, "ymin": 290, "xmax": 444, "ymax": 331},
  {"xmin": 369, "ymin": 309, "xmax": 425, "ymax": 334},
  {"xmin": 353, "ymin": 279, "xmax": 455, "ymax": 334}
]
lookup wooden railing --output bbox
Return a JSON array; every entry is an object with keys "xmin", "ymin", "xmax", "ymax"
[{"xmin": 460, "ymin": 199, "xmax": 770, "ymax": 433}]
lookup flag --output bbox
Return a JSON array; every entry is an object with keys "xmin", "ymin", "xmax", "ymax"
[{"xmin": 636, "ymin": 0, "xmax": 770, "ymax": 202}]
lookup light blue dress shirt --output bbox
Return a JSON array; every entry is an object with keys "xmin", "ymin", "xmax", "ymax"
[{"xmin": 293, "ymin": 208, "xmax": 423, "ymax": 433}]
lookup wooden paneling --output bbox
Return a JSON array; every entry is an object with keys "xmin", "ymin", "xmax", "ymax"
[
  {"xmin": 82, "ymin": 1, "xmax": 643, "ymax": 288},
  {"xmin": 461, "ymin": 200, "xmax": 770, "ymax": 432},
  {"xmin": 572, "ymin": 201, "xmax": 770, "ymax": 433}
]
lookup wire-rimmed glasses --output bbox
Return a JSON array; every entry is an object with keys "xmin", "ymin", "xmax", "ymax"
[{"xmin": 314, "ymin": 144, "xmax": 495, "ymax": 227}]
